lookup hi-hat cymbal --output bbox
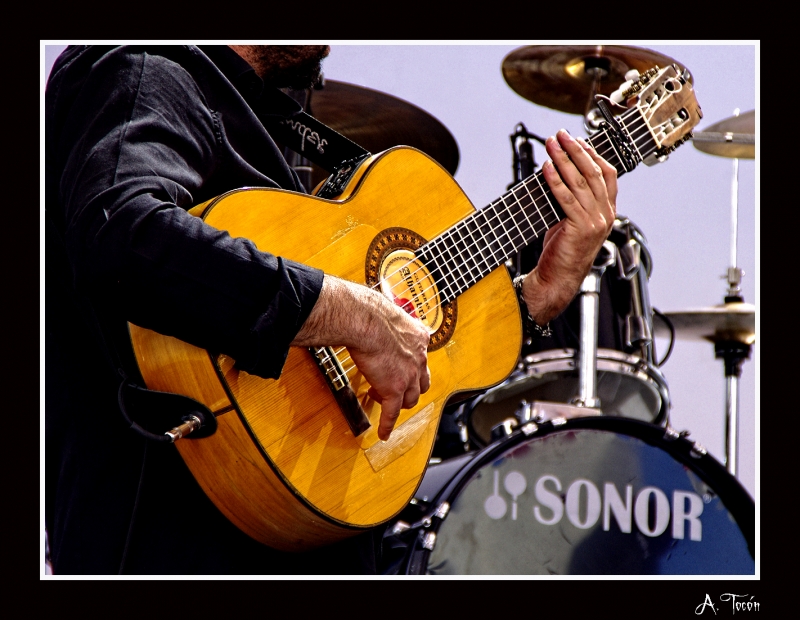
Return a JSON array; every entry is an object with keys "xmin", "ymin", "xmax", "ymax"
[
  {"xmin": 305, "ymin": 79, "xmax": 460, "ymax": 188},
  {"xmin": 654, "ymin": 302, "xmax": 755, "ymax": 344},
  {"xmin": 501, "ymin": 45, "xmax": 692, "ymax": 115},
  {"xmin": 692, "ymin": 109, "xmax": 755, "ymax": 159}
]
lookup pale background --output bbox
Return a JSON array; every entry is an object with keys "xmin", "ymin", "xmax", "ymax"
[{"xmin": 42, "ymin": 42, "xmax": 758, "ymax": 568}]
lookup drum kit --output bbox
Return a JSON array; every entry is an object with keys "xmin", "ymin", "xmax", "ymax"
[{"xmin": 295, "ymin": 45, "xmax": 756, "ymax": 575}]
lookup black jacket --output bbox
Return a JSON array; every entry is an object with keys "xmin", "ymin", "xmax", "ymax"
[{"xmin": 45, "ymin": 45, "xmax": 379, "ymax": 575}]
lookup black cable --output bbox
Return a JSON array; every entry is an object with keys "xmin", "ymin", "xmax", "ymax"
[
  {"xmin": 652, "ymin": 308, "xmax": 675, "ymax": 367},
  {"xmin": 117, "ymin": 378, "xmax": 173, "ymax": 443}
]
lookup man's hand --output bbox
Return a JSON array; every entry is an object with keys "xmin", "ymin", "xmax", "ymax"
[
  {"xmin": 519, "ymin": 129, "xmax": 618, "ymax": 325},
  {"xmin": 292, "ymin": 276, "xmax": 431, "ymax": 440}
]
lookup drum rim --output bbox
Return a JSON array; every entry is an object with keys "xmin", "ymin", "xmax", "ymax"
[
  {"xmin": 412, "ymin": 417, "xmax": 754, "ymax": 569},
  {"xmin": 522, "ymin": 347, "xmax": 667, "ymax": 380},
  {"xmin": 516, "ymin": 347, "xmax": 670, "ymax": 407},
  {"xmin": 469, "ymin": 348, "xmax": 672, "ymax": 434}
]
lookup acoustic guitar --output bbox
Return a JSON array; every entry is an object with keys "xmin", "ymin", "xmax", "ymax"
[{"xmin": 128, "ymin": 64, "xmax": 702, "ymax": 551}]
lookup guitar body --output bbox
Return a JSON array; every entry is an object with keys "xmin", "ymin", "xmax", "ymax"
[{"xmin": 128, "ymin": 147, "xmax": 523, "ymax": 551}]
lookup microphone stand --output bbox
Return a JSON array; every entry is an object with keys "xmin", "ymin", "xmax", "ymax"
[{"xmin": 508, "ymin": 123, "xmax": 547, "ymax": 278}]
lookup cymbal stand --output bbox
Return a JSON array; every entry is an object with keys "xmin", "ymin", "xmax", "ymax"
[
  {"xmin": 717, "ymin": 108, "xmax": 752, "ymax": 477},
  {"xmin": 714, "ymin": 108, "xmax": 751, "ymax": 476},
  {"xmin": 573, "ymin": 241, "xmax": 617, "ymax": 408},
  {"xmin": 716, "ymin": 338, "xmax": 750, "ymax": 477}
]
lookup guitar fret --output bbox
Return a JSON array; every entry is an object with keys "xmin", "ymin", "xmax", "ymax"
[
  {"xmin": 488, "ymin": 202, "xmax": 519, "ymax": 257},
  {"xmin": 452, "ymin": 222, "xmax": 490, "ymax": 287},
  {"xmin": 475, "ymin": 208, "xmax": 505, "ymax": 267},
  {"xmin": 512, "ymin": 182, "xmax": 548, "ymax": 243},
  {"xmin": 498, "ymin": 194, "xmax": 530, "ymax": 251},
  {"xmin": 454, "ymin": 224, "xmax": 484, "ymax": 282},
  {"xmin": 443, "ymin": 226, "xmax": 471, "ymax": 296},
  {"xmin": 462, "ymin": 217, "xmax": 493, "ymax": 274},
  {"xmin": 506, "ymin": 186, "xmax": 537, "ymax": 241},
  {"xmin": 441, "ymin": 229, "xmax": 470, "ymax": 296},
  {"xmin": 530, "ymin": 173, "xmax": 560, "ymax": 227}
]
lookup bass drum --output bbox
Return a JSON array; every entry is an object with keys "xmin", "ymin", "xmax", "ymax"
[
  {"xmin": 466, "ymin": 348, "xmax": 670, "ymax": 447},
  {"xmin": 386, "ymin": 417, "xmax": 754, "ymax": 575}
]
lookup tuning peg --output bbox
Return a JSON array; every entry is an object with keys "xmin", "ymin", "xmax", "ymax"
[{"xmin": 610, "ymin": 69, "xmax": 644, "ymax": 104}]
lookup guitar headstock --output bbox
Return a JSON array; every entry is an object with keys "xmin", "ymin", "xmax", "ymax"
[{"xmin": 615, "ymin": 64, "xmax": 703, "ymax": 166}]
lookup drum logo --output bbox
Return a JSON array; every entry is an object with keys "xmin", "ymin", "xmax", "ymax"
[{"xmin": 484, "ymin": 470, "xmax": 705, "ymax": 541}]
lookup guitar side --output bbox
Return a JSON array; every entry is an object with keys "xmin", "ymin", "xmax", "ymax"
[{"xmin": 129, "ymin": 147, "xmax": 522, "ymax": 550}]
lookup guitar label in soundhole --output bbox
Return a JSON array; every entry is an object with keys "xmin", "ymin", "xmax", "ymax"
[
  {"xmin": 365, "ymin": 228, "xmax": 457, "ymax": 351},
  {"xmin": 380, "ymin": 249, "xmax": 441, "ymax": 329}
]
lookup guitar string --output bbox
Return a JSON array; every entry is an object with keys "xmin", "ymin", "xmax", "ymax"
[
  {"xmin": 366, "ymin": 107, "xmax": 639, "ymax": 295},
  {"xmin": 366, "ymin": 107, "xmax": 656, "ymax": 308},
  {"xmin": 318, "ymin": 110, "xmax": 650, "ymax": 376},
  {"xmin": 319, "ymin": 103, "xmax": 675, "ymax": 378},
  {"xmin": 400, "ymin": 107, "xmax": 662, "ymax": 307},
  {"xmin": 356, "ymin": 106, "xmax": 653, "ymax": 307}
]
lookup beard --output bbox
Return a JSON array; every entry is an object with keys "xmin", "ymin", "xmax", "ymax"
[{"xmin": 238, "ymin": 45, "xmax": 330, "ymax": 89}]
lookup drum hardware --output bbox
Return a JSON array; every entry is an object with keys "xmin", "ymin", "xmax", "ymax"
[
  {"xmin": 575, "ymin": 240, "xmax": 617, "ymax": 409},
  {"xmin": 654, "ymin": 302, "xmax": 754, "ymax": 476},
  {"xmin": 655, "ymin": 109, "xmax": 755, "ymax": 475},
  {"xmin": 489, "ymin": 399, "xmax": 603, "ymax": 442},
  {"xmin": 616, "ymin": 222, "xmax": 655, "ymax": 361},
  {"xmin": 461, "ymin": 216, "xmax": 670, "ymax": 449}
]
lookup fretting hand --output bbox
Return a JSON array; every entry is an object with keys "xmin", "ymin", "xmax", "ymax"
[{"xmin": 518, "ymin": 129, "xmax": 618, "ymax": 325}]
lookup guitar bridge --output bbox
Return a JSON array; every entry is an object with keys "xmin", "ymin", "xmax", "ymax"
[{"xmin": 310, "ymin": 346, "xmax": 371, "ymax": 437}]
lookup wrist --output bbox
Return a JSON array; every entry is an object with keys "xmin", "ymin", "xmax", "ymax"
[{"xmin": 513, "ymin": 274, "xmax": 553, "ymax": 338}]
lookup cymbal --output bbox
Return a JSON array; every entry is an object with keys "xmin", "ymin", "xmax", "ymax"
[
  {"xmin": 501, "ymin": 45, "xmax": 692, "ymax": 115},
  {"xmin": 305, "ymin": 79, "xmax": 460, "ymax": 187},
  {"xmin": 653, "ymin": 302, "xmax": 755, "ymax": 344},
  {"xmin": 692, "ymin": 109, "xmax": 755, "ymax": 159}
]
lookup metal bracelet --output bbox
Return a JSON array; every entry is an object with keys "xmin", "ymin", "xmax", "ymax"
[{"xmin": 513, "ymin": 275, "xmax": 553, "ymax": 337}]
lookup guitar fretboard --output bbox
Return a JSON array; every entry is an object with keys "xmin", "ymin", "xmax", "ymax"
[{"xmin": 416, "ymin": 105, "xmax": 655, "ymax": 304}]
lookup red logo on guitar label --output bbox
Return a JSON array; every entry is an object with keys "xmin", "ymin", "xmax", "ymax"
[{"xmin": 394, "ymin": 296, "xmax": 418, "ymax": 318}]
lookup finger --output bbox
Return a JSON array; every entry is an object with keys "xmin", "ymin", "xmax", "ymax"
[
  {"xmin": 577, "ymin": 137, "xmax": 618, "ymax": 212},
  {"xmin": 401, "ymin": 382, "xmax": 421, "ymax": 410},
  {"xmin": 420, "ymin": 365, "xmax": 431, "ymax": 394},
  {"xmin": 542, "ymin": 220, "xmax": 564, "ymax": 248},
  {"xmin": 541, "ymin": 159, "xmax": 585, "ymax": 222},
  {"xmin": 378, "ymin": 396, "xmax": 403, "ymax": 440},
  {"xmin": 553, "ymin": 131, "xmax": 608, "ymax": 202},
  {"xmin": 367, "ymin": 386, "xmax": 384, "ymax": 403}
]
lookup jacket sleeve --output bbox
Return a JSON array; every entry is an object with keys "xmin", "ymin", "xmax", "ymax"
[{"xmin": 49, "ymin": 46, "xmax": 323, "ymax": 379}]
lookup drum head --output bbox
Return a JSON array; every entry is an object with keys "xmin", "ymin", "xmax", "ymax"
[
  {"xmin": 398, "ymin": 417, "xmax": 754, "ymax": 575},
  {"xmin": 467, "ymin": 349, "xmax": 670, "ymax": 446}
]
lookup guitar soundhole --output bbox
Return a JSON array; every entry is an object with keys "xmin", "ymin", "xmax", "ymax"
[{"xmin": 365, "ymin": 227, "xmax": 457, "ymax": 352}]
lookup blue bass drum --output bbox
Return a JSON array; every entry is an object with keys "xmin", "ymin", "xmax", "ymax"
[{"xmin": 384, "ymin": 416, "xmax": 754, "ymax": 575}]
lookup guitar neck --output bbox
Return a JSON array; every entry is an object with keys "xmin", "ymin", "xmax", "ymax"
[{"xmin": 416, "ymin": 105, "xmax": 653, "ymax": 304}]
